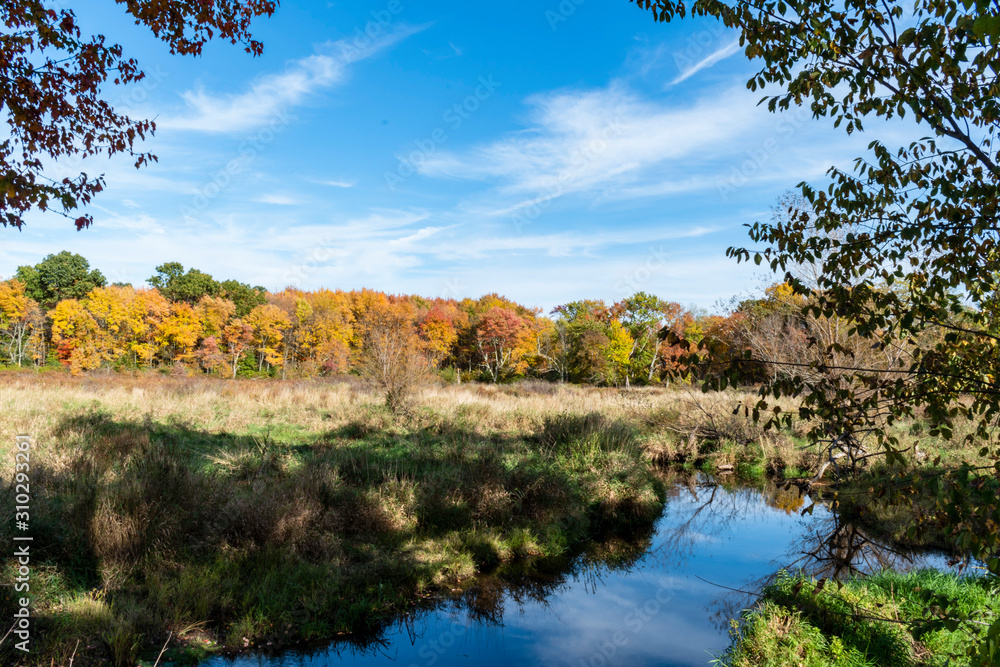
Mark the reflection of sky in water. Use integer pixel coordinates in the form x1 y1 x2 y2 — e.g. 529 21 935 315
206 476 956 667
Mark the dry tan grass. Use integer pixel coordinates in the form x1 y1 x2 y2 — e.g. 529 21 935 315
0 373 810 482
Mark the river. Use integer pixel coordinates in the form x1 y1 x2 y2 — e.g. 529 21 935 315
204 473 956 667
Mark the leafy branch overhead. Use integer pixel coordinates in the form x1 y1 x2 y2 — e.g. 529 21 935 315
633 0 1000 659
0 0 277 230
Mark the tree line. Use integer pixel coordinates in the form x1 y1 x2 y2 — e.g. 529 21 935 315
0 250 832 385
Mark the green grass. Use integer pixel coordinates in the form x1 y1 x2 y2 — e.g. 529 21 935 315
718 570 1000 667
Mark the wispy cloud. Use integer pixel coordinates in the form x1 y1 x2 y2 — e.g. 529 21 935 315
253 194 298 205
319 179 356 188
671 39 742 85
418 81 769 216
160 24 426 133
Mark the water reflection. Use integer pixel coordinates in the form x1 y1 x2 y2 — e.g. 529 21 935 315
207 474 957 667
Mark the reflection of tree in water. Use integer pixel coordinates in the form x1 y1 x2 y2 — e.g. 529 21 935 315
253 519 658 664
654 472 948 577
450 520 657 626
649 472 801 569
694 476 962 635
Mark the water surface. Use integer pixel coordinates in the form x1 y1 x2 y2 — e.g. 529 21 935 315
207 475 953 667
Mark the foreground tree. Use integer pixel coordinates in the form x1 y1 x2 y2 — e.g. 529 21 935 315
633 0 1000 660
1 0 277 230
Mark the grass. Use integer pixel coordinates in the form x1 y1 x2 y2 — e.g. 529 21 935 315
0 374 672 666
718 569 1000 667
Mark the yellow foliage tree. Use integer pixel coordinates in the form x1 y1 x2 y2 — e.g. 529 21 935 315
602 320 635 387
131 289 171 366
0 279 41 366
50 299 104 374
196 295 236 337
290 289 354 376
245 303 291 372
155 302 203 363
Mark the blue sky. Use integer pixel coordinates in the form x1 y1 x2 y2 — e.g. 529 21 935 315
1 0 900 312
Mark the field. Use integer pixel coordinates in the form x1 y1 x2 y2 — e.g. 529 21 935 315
0 372 991 666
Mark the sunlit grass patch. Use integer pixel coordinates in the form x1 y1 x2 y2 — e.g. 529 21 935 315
719 570 1000 667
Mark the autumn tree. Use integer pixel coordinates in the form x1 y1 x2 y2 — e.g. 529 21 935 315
245 303 291 373
221 320 254 379
0 279 42 366
476 307 531 382
131 288 171 366
601 319 635 387
1 0 277 230
155 302 203 363
84 285 140 367
49 299 103 374
357 300 431 412
419 303 461 365
292 289 354 376
552 300 614 384
534 316 571 383
195 295 237 338
611 292 687 384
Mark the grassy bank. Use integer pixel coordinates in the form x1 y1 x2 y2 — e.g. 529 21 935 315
0 376 674 665
719 569 1000 666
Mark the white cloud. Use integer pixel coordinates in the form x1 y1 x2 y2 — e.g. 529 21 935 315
671 39 742 85
253 194 298 205
160 24 425 133
319 179 356 188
